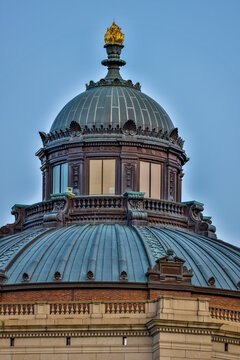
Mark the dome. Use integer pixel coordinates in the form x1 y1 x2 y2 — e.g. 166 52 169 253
50 85 174 134
1 23 240 359
50 34 175 135
1 224 239 290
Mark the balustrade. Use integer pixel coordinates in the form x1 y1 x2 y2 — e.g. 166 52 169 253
49 302 89 315
73 196 123 210
0 303 34 315
144 199 185 216
210 307 240 322
22 195 187 228
0 302 238 321
26 200 54 217
105 302 145 314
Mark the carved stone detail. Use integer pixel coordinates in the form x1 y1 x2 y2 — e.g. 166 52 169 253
72 165 79 191
147 249 193 285
42 196 70 228
70 121 81 136
123 191 148 226
169 171 176 201
53 200 65 212
42 170 46 200
39 124 185 149
0 205 27 239
125 163 133 189
183 201 217 239
123 120 137 135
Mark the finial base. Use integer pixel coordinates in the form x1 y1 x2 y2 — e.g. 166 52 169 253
102 43 126 80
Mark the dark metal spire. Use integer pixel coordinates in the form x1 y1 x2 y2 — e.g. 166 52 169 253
101 43 126 80
101 22 126 80
85 23 141 91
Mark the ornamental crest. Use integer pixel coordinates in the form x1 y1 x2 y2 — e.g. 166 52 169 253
104 22 124 44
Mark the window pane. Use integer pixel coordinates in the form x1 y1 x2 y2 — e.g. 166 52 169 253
61 163 68 193
53 165 60 194
151 163 161 199
89 160 102 195
103 159 115 195
140 161 149 197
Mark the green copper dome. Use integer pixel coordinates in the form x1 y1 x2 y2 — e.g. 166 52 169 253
50 85 174 133
50 41 174 134
0 225 239 289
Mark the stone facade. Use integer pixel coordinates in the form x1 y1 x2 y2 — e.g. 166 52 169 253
0 296 239 359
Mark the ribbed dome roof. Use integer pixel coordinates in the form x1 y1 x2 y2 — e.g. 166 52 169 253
0 225 239 290
50 86 174 133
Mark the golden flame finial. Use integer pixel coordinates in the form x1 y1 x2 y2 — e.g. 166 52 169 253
104 22 124 44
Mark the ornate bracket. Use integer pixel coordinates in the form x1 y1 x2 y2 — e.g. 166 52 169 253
183 201 217 239
0 205 27 239
123 191 148 226
43 195 70 228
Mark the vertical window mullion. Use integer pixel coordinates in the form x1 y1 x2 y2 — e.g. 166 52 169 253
61 163 68 193
59 165 62 193
101 160 103 195
149 163 151 198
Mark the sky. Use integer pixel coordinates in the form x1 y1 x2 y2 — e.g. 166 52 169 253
0 0 240 246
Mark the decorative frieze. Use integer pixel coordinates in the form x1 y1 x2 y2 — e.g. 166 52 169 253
212 335 240 345
38 123 185 149
151 326 213 335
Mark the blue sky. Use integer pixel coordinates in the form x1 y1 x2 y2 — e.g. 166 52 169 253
1 0 240 246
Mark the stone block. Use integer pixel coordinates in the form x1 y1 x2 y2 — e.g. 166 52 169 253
230 344 240 355
39 355 69 360
160 348 186 358
125 353 152 360
185 350 211 359
96 354 125 360
71 337 97 345
96 336 122 345
0 338 9 347
69 356 96 360
0 355 12 360
127 336 152 346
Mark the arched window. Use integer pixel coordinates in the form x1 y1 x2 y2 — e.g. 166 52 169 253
52 163 68 194
89 159 115 195
140 161 161 199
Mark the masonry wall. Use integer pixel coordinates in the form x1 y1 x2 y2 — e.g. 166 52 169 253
0 296 239 360
1 288 240 309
